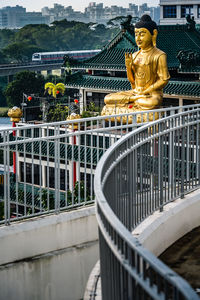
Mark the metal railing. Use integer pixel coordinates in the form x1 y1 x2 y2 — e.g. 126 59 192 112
0 103 200 226
95 107 200 299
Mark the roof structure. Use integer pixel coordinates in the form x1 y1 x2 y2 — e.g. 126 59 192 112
65 73 200 98
68 24 200 71
178 66 200 74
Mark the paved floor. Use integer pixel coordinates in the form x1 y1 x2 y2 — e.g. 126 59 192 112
159 226 200 295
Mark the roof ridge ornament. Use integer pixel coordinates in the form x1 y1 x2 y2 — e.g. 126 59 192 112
186 15 196 31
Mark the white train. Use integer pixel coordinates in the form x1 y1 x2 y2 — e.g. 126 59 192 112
32 49 101 63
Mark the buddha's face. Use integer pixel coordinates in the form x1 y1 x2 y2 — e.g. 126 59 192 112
135 28 153 50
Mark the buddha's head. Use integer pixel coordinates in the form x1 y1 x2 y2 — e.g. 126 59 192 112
135 15 158 49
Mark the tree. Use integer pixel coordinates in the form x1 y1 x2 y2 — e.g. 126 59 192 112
44 82 65 98
0 50 7 64
0 29 15 49
2 42 46 62
3 42 27 62
4 71 45 107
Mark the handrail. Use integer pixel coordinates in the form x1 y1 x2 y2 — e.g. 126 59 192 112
2 102 200 133
0 103 199 228
95 108 200 299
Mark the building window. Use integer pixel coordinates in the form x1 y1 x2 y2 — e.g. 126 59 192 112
20 162 41 185
181 5 194 18
198 5 200 18
163 5 177 18
86 92 106 108
46 167 69 190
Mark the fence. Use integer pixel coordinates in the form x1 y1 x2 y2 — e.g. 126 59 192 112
0 103 200 226
95 107 200 299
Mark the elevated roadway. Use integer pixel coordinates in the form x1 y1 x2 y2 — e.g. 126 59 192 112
0 62 63 77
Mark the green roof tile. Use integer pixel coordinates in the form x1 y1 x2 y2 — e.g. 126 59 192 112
65 74 200 97
68 25 200 71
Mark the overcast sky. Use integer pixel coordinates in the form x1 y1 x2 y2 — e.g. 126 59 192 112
0 0 159 12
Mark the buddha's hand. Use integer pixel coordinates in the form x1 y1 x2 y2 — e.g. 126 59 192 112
125 53 133 69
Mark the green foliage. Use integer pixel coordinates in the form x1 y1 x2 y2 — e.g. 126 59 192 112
81 102 100 119
0 20 119 63
0 76 8 106
4 71 45 107
2 42 47 63
47 103 69 122
0 51 7 64
0 89 7 107
73 181 90 202
39 181 90 210
87 101 101 113
46 74 65 84
18 189 25 204
0 29 15 49
0 107 9 116
41 190 55 210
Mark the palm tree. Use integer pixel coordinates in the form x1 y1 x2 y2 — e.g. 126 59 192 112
44 82 65 98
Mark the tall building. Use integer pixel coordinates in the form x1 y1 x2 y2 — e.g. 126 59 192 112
160 0 200 25
0 6 26 28
0 5 48 28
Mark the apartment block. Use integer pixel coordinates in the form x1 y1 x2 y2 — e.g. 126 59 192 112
160 0 200 24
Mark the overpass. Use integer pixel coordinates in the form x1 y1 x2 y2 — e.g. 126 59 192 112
0 61 63 77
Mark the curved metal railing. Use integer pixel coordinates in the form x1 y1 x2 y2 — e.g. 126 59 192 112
95 108 200 299
1 103 199 225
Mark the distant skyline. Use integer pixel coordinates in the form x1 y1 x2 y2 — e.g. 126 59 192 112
0 0 159 12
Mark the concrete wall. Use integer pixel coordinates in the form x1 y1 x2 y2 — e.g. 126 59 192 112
133 189 200 257
0 205 99 300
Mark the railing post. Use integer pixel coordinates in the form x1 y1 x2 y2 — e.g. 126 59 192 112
169 119 174 200
54 126 60 213
197 111 200 184
158 122 164 212
181 115 185 199
3 131 10 225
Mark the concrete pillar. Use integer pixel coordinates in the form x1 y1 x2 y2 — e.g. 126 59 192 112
179 98 183 113
194 5 198 19
177 5 181 20
160 5 163 20
83 90 87 108
79 88 84 114
179 98 183 107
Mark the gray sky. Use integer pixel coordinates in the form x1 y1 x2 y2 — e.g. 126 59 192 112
0 0 159 12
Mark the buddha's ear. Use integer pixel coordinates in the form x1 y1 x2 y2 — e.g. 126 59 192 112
152 29 158 47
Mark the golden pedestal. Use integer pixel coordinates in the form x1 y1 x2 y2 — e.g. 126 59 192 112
101 105 160 124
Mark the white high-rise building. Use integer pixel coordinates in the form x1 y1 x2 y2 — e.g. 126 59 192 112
160 0 200 25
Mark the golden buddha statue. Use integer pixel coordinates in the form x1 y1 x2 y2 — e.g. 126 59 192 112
101 15 170 122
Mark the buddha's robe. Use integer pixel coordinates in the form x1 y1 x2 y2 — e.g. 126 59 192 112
103 47 170 111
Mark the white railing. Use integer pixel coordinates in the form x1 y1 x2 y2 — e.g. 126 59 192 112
95 107 200 300
0 104 200 225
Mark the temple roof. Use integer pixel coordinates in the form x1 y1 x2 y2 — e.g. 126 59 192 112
65 73 200 98
68 25 200 71
178 66 200 74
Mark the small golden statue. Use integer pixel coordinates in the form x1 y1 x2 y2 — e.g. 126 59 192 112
67 113 81 130
8 106 22 123
101 15 170 123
